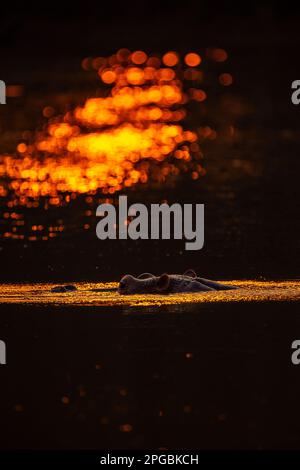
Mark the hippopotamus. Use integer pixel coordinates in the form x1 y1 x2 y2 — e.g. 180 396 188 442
118 270 237 295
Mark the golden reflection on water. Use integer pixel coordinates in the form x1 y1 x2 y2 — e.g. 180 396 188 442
0 49 213 204
0 281 299 307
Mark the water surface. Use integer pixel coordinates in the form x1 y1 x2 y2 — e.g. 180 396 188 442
0 280 299 307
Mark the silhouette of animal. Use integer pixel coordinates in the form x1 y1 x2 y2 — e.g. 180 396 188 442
118 270 237 295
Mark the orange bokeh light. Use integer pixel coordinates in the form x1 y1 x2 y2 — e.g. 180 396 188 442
81 57 92 71
184 53 201 67
219 73 233 86
17 143 27 154
146 56 161 68
207 48 228 62
126 67 145 85
43 106 55 118
191 89 207 102
100 69 117 84
184 69 203 81
162 51 179 67
157 68 175 81
116 48 131 62
6 85 24 98
0 47 229 206
131 50 147 65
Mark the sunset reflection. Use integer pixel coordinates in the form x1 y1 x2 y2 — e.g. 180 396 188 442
0 48 231 205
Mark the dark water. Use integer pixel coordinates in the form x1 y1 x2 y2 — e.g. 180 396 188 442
0 300 300 450
0 25 299 283
0 126 298 283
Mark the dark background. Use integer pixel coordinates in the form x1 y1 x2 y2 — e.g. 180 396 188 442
0 1 300 454
0 0 299 281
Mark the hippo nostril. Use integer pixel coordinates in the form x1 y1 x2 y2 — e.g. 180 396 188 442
119 281 127 292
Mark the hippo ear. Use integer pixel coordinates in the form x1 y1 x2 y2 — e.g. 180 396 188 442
184 269 197 278
138 273 155 279
157 273 170 291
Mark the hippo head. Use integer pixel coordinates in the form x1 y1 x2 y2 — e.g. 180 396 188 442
118 273 170 295
183 269 197 278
